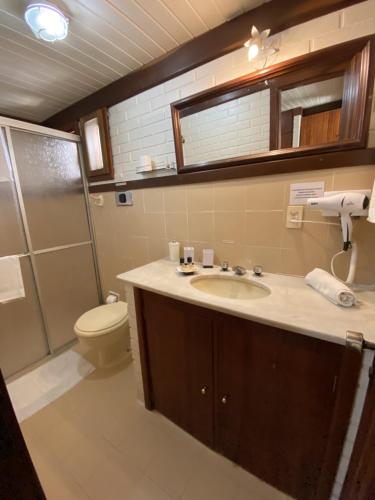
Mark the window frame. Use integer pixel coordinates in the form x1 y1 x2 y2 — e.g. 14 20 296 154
79 108 114 181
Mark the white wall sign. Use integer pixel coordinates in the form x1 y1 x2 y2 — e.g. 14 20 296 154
289 181 325 205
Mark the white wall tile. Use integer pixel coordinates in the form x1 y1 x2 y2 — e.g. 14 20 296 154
137 84 164 103
312 18 375 51
151 89 180 110
126 101 151 119
280 12 340 45
180 75 215 99
342 0 375 26
164 71 195 92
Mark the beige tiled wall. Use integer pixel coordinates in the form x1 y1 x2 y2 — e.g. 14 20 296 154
91 1 375 298
91 165 375 298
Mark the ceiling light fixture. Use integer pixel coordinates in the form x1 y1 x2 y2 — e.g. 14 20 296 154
25 2 69 42
244 26 279 63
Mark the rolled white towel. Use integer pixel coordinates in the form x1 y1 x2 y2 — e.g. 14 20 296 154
305 268 356 307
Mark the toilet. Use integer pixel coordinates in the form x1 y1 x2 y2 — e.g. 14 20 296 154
74 301 130 367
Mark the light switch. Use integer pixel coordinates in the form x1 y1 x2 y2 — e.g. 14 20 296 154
286 205 303 228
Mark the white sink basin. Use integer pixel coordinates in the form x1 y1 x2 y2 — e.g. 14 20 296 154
190 274 270 300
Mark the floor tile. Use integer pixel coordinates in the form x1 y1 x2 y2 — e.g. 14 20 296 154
234 469 292 500
181 456 237 500
20 351 293 500
128 476 174 500
142 417 206 499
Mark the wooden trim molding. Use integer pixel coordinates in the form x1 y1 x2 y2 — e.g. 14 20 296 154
88 147 375 193
302 100 343 116
133 287 154 410
43 0 364 131
269 86 281 150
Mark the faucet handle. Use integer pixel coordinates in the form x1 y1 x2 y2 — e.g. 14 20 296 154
253 265 263 277
233 265 246 276
220 261 229 272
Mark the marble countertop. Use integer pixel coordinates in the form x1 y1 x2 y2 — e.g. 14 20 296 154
118 259 375 346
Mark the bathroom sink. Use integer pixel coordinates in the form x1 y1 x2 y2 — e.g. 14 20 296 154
190 275 270 300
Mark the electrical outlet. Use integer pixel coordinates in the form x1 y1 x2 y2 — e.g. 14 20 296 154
286 205 303 228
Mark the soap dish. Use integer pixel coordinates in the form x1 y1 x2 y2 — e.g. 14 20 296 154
176 264 198 275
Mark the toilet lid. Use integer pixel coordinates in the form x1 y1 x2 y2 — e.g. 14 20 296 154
75 302 128 333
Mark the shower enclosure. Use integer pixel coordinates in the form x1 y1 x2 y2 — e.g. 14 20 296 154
0 117 101 379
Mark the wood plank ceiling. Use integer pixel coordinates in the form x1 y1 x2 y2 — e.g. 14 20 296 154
0 0 267 123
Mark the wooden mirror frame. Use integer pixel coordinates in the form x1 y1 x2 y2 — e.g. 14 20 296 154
171 36 375 174
79 108 114 181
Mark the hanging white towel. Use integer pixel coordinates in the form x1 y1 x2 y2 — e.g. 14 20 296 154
305 268 356 307
0 255 25 304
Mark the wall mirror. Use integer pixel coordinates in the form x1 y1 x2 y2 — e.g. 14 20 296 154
180 87 271 165
171 36 374 174
279 76 344 149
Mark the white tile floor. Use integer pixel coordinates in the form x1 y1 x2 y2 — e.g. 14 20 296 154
7 349 94 422
20 348 292 500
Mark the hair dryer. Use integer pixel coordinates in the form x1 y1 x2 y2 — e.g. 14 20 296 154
307 192 369 250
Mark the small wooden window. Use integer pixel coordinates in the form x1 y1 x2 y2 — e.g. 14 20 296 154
80 108 114 181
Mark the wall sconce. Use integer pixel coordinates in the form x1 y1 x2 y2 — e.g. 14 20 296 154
244 26 279 64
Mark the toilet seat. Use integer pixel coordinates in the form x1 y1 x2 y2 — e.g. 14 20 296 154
74 302 128 338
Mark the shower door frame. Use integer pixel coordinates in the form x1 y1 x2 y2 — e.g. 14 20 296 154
0 116 103 362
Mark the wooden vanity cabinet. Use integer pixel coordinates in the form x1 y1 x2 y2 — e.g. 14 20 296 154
137 289 362 500
215 313 348 499
141 290 214 447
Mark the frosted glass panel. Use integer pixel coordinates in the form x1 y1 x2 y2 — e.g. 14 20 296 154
10 130 90 250
0 257 48 378
35 245 99 350
0 128 26 257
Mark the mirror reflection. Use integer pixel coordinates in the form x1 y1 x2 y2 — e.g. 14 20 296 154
179 76 345 167
280 76 344 148
180 89 270 165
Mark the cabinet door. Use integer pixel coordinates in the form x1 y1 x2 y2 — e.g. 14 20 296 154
215 314 351 500
141 290 214 447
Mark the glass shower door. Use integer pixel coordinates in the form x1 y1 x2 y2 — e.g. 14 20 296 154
0 128 48 378
9 130 100 351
